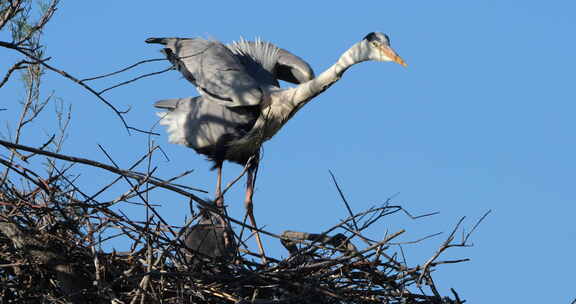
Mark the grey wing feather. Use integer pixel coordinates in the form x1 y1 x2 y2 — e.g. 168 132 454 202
226 39 315 85
147 37 263 107
155 96 257 157
276 47 315 84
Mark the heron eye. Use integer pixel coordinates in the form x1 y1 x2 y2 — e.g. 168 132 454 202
371 41 379 48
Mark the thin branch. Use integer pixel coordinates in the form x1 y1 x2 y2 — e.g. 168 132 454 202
220 155 255 197
389 231 443 245
417 210 491 285
451 288 464 304
329 170 360 233
0 59 27 88
80 58 166 82
98 66 173 95
463 209 491 244
8 47 133 133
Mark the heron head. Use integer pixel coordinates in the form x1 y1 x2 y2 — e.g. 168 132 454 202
362 32 406 66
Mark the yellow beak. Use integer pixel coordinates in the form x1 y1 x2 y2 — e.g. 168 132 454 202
380 45 407 67
394 54 407 67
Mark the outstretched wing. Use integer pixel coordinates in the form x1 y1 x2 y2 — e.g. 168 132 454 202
226 39 315 86
275 47 315 84
146 37 263 107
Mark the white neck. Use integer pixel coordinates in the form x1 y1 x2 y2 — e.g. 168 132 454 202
248 41 371 144
283 41 368 110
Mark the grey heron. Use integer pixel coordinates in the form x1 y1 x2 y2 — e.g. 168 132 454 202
147 32 406 261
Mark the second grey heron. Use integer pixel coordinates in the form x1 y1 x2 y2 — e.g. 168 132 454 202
147 32 406 261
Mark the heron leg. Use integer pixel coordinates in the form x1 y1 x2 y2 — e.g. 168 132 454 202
213 161 234 251
214 162 224 208
245 164 267 263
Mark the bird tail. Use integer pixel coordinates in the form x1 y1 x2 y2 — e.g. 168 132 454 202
145 37 169 45
154 98 181 110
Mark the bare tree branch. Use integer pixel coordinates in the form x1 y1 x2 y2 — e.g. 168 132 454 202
0 59 27 88
80 57 166 82
0 138 208 203
14 49 134 132
417 210 491 285
98 66 173 95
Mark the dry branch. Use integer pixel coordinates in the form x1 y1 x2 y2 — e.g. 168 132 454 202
0 0 165 135
0 140 485 303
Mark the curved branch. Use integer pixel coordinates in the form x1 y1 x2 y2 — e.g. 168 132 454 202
18 50 133 132
98 66 173 95
0 59 27 88
80 58 166 82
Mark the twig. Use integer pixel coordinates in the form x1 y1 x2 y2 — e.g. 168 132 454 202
451 288 464 304
80 58 166 82
0 59 27 88
7 47 133 133
417 210 491 285
329 170 360 233
98 66 173 95
220 155 255 197
389 231 443 245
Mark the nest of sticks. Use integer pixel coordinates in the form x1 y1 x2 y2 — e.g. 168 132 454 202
0 140 486 304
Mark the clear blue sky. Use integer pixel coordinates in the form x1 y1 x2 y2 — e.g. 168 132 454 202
1 1 575 302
